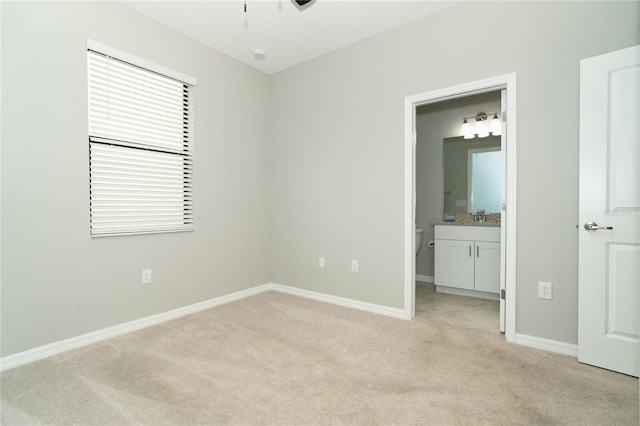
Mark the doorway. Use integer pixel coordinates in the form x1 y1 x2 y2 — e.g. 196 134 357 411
403 74 517 343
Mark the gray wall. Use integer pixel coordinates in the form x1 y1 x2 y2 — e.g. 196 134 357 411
1 1 638 358
415 93 500 279
269 1 639 344
1 1 271 357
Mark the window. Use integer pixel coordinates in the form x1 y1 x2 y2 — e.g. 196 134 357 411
87 41 195 236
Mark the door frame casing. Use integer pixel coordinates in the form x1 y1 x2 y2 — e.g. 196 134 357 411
403 73 517 343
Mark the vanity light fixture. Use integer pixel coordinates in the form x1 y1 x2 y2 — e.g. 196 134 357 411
475 115 490 138
461 119 474 139
491 113 502 136
460 112 501 139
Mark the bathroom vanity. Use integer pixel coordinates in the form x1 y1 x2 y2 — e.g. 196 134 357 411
434 224 500 299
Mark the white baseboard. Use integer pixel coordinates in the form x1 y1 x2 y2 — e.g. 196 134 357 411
0 284 271 372
2 282 577 372
0 283 405 371
515 333 578 357
415 274 434 283
268 283 406 320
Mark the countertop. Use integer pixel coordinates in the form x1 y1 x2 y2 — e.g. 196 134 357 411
432 220 500 227
431 213 501 227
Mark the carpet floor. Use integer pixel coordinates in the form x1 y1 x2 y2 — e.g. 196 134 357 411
1 291 638 425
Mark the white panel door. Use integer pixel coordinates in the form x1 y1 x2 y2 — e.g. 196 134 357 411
578 45 639 377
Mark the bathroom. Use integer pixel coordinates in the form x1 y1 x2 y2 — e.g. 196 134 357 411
414 90 503 330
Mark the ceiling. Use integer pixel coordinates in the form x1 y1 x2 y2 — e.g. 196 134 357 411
120 0 461 74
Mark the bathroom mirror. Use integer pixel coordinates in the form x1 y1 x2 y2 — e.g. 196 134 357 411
443 135 502 213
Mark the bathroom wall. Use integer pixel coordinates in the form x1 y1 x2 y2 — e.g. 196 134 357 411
415 93 500 280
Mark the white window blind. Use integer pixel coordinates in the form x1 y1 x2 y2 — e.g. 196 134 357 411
88 47 194 236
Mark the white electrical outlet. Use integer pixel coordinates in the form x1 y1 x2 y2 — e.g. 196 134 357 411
351 260 359 273
142 269 152 284
538 281 552 300
319 257 325 268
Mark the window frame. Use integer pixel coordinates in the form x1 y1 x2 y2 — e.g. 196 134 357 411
87 40 196 237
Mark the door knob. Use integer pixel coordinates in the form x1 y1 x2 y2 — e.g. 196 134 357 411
584 221 613 231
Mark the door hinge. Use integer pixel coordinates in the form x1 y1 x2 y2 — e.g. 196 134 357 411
502 111 507 121
501 200 507 211
501 289 506 300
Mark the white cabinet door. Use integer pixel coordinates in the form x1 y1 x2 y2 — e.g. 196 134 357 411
434 239 474 290
475 242 501 293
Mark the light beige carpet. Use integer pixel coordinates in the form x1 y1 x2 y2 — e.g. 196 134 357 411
1 291 638 425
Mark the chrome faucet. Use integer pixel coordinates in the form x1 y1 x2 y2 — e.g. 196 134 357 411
474 209 486 223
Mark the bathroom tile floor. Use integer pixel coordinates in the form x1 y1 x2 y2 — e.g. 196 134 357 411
415 281 501 335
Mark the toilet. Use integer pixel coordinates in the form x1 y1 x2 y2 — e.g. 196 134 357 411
415 228 424 254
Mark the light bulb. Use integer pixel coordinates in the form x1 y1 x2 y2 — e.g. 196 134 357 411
491 113 502 136
476 117 489 138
